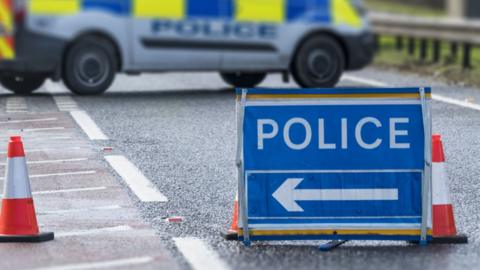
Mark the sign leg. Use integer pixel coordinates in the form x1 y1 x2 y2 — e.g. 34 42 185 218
319 240 348 251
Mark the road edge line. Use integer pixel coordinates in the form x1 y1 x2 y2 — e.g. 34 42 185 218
342 74 480 111
105 155 168 202
174 237 231 270
70 111 109 140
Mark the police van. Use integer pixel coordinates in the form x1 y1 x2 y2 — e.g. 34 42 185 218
0 0 374 95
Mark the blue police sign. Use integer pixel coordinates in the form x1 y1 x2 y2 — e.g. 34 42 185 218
236 88 432 243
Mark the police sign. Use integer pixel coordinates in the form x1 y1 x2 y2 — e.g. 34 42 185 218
236 88 433 245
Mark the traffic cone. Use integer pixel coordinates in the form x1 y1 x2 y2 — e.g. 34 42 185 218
0 136 54 242
222 193 239 241
430 134 467 244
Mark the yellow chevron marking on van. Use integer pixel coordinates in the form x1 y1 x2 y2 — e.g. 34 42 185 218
332 0 362 28
0 37 14 59
134 0 185 19
29 0 80 15
236 0 285 23
0 0 13 33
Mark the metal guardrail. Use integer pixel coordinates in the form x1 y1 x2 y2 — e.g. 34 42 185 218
369 12 480 68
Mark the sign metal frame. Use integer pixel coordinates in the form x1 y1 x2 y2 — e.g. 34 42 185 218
236 87 432 246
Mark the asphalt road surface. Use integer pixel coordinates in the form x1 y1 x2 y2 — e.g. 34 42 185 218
0 68 479 270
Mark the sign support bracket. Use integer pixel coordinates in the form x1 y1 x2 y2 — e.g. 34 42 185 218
419 87 432 245
237 89 250 246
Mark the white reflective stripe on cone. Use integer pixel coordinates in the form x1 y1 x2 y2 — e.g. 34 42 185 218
3 157 32 199
432 162 451 205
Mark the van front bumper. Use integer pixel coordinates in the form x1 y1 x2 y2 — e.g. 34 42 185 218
344 32 376 70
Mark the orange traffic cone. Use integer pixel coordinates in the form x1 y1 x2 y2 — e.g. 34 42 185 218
222 193 239 240
0 136 54 242
430 134 467 244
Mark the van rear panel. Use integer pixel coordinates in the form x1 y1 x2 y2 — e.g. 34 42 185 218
0 0 15 60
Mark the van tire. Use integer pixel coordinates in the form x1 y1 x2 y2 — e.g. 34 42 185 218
220 72 267 88
0 74 46 95
292 35 345 88
63 37 117 95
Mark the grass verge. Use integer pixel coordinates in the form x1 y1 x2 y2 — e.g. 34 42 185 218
375 36 480 88
364 0 446 17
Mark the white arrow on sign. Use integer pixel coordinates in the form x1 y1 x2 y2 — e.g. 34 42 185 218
272 178 399 212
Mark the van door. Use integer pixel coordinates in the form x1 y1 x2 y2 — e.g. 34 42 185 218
221 0 332 71
220 0 285 71
131 0 223 71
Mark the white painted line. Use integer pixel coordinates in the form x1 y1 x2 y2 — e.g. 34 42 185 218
0 187 108 198
33 186 107 195
24 136 73 141
0 158 88 166
28 158 88 165
56 225 132 237
70 111 108 140
105 155 168 202
31 256 153 270
431 94 480 111
39 205 122 215
343 74 480 112
14 134 73 139
52 95 80 112
6 97 28 113
29 170 96 179
342 75 388 87
9 127 65 132
0 170 96 180
174 237 230 270
0 146 82 155
0 117 57 124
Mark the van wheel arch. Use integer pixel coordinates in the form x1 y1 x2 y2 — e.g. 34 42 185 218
62 31 123 75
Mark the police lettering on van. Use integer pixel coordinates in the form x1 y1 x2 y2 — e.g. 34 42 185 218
0 0 374 95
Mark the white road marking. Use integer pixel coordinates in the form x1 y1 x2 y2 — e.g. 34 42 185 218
0 158 88 166
33 186 107 195
31 256 153 270
9 127 65 132
105 155 168 202
342 74 480 111
431 94 480 111
39 205 122 215
23 136 73 141
55 225 133 237
6 97 28 113
70 111 109 140
0 146 82 155
0 170 96 180
0 117 57 124
29 170 97 179
174 237 230 270
342 75 388 87
46 81 82 111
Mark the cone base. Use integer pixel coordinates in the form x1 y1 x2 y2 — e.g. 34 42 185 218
221 230 238 241
430 234 468 244
0 231 54 243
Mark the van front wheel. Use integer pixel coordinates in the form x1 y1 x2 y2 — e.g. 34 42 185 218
292 35 345 88
0 74 46 95
220 72 266 88
63 37 117 95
